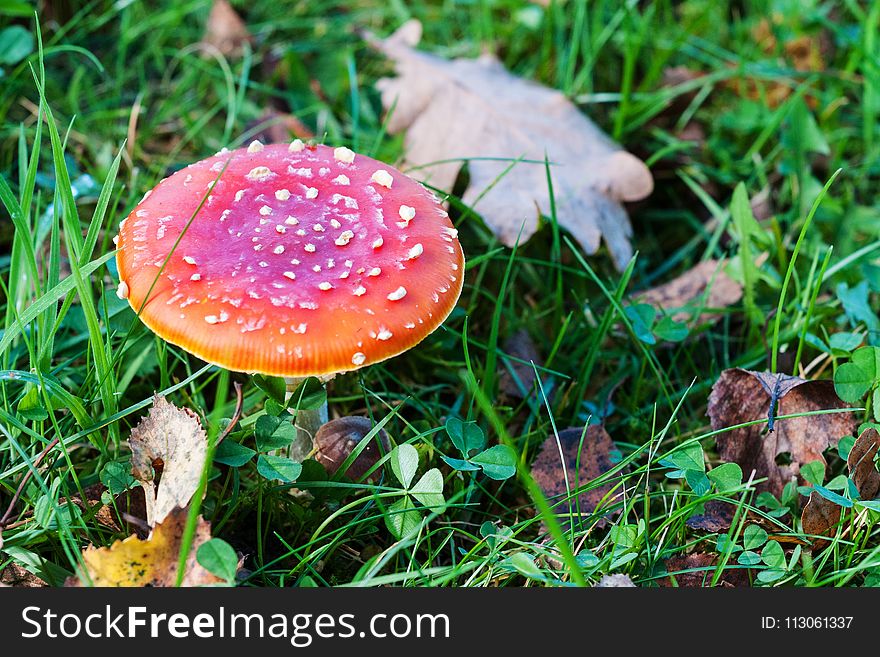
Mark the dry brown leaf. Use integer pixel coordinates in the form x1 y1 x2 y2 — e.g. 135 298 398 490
0 563 47 588
707 369 857 497
800 491 841 548
498 329 542 399
686 500 737 532
67 508 222 587
634 259 743 326
202 0 251 57
531 426 617 527
660 553 749 588
130 395 208 527
848 428 880 501
370 20 653 270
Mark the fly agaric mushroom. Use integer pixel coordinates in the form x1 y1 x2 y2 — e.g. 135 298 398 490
115 140 464 458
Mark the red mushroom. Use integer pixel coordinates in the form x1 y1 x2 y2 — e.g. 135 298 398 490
116 140 464 457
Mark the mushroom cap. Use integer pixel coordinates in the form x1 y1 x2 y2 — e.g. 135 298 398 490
116 142 464 377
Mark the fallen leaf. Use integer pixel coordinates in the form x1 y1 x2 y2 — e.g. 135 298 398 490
633 259 742 327
202 0 251 58
686 500 737 532
67 508 223 587
370 20 653 270
848 428 880 501
0 563 47 588
313 416 390 480
707 369 857 497
660 553 749 588
800 491 841 547
531 426 618 527
594 573 635 587
498 329 542 399
129 395 208 527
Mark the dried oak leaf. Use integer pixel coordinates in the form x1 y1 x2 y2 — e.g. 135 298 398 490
801 491 841 547
370 20 653 270
660 553 749 588
66 508 221 587
202 0 252 58
130 395 208 527
848 428 880 501
707 369 857 497
633 259 743 327
531 426 618 527
498 329 543 399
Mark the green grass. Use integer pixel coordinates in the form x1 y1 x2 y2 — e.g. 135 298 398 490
3 0 880 587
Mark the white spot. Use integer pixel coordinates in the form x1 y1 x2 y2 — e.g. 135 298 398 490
304 243 316 253
330 219 341 229
339 271 350 279
404 321 415 329
289 138 305 152
183 256 197 265
442 226 459 240
299 301 318 310
220 209 231 221
259 205 273 216
204 311 229 324
259 261 269 267
113 235 119 245
371 169 393 189
372 236 384 249
190 273 201 281
333 146 355 164
387 286 407 301
285 216 299 226
367 267 381 277
247 140 264 153
296 229 307 236
398 205 416 225
312 223 325 232
306 187 318 199
276 224 287 234
312 265 322 272
290 259 301 266
326 258 335 268
283 271 296 280
376 328 392 340
353 285 366 296
406 243 424 260
246 167 274 181
335 230 355 246
289 166 313 178
318 282 333 291
235 190 246 202
332 174 350 185
275 188 291 201
116 281 129 299
273 245 285 255
352 352 366 366
293 323 307 334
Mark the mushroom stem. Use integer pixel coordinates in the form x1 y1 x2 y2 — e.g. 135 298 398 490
284 376 329 461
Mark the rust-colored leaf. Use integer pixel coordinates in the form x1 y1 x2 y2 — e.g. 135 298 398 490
707 369 857 497
0 563 47 588
531 426 618 527
67 508 222 587
801 491 841 546
633 259 742 327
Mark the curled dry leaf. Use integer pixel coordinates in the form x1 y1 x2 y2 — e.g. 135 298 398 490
370 20 653 270
1 563 47 588
686 500 737 533
594 573 635 588
801 428 880 546
67 508 222 587
660 553 748 588
313 416 390 481
202 0 251 58
130 395 208 527
707 369 857 497
633 259 742 327
848 428 880 501
498 329 542 399
531 426 617 527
